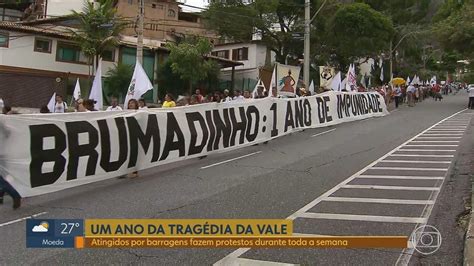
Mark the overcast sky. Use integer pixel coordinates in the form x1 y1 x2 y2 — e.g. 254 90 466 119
181 0 208 11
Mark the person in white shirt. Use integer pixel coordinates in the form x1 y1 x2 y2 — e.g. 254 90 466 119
105 97 123 111
232 90 245 101
138 98 148 109
54 95 68 113
468 86 474 109
222 89 232 103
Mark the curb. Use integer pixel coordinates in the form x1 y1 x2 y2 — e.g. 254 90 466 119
464 179 474 266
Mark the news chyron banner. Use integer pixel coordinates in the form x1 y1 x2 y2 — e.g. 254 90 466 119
26 219 408 249
0 91 388 197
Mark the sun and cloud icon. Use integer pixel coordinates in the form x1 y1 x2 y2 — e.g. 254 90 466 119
32 221 49 233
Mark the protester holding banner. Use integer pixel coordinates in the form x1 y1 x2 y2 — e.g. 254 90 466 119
138 98 148 110
106 97 123 111
84 99 96 111
53 95 68 113
162 94 176 108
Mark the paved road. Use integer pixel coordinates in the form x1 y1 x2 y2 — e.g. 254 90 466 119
1 92 473 265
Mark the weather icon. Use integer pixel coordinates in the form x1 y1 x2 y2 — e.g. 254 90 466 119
32 221 49 233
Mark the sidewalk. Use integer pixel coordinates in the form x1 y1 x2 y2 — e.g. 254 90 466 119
463 111 474 265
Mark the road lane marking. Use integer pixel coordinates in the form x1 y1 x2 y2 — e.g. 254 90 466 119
311 128 336 138
403 144 459 147
389 154 454 158
416 137 462 139
381 160 451 164
342 185 441 191
323 197 435 205
397 149 456 152
214 108 468 266
370 167 447 171
410 141 460 143
357 175 444 180
422 134 463 136
200 151 262 169
297 213 427 223
0 212 48 228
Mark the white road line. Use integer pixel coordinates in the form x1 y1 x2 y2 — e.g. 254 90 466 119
357 175 444 180
423 133 464 136
404 144 458 147
342 185 441 191
200 151 262 169
0 212 48 227
397 149 456 152
370 167 447 171
410 141 459 143
215 258 298 266
416 137 462 139
323 197 435 205
214 108 468 266
389 154 454 158
311 128 336 138
297 212 427 224
381 160 451 164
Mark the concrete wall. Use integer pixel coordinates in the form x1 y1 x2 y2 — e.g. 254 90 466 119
0 32 117 76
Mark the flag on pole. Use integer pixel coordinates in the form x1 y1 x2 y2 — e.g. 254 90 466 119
124 60 154 109
267 67 276 97
47 92 56 113
341 77 347 92
73 78 81 101
308 80 315 95
379 59 384 82
406 76 411 86
89 59 103 110
331 72 342 92
346 64 357 91
252 79 266 98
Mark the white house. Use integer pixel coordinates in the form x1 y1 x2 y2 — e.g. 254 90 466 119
211 41 275 91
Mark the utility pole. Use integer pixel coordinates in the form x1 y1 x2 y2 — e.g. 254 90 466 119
137 0 144 64
389 40 393 87
303 0 310 89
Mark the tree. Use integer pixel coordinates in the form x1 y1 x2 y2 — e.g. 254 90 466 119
104 63 133 99
203 0 329 64
70 0 127 74
326 3 394 71
166 38 220 94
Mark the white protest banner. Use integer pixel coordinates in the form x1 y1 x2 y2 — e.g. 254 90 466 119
0 92 388 197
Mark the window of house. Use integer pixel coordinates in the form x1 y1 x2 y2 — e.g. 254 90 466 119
168 9 176 17
102 49 115 62
211 50 229 59
232 47 248 61
34 38 52 53
56 42 88 64
151 3 156 8
0 32 9 48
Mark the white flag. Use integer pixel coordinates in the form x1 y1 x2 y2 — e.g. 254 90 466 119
379 60 384 82
407 76 411 85
331 72 341 92
89 59 103 110
268 67 276 97
346 64 357 91
73 78 81 101
341 77 347 92
252 79 266 98
47 92 56 113
124 60 154 109
309 80 315 95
